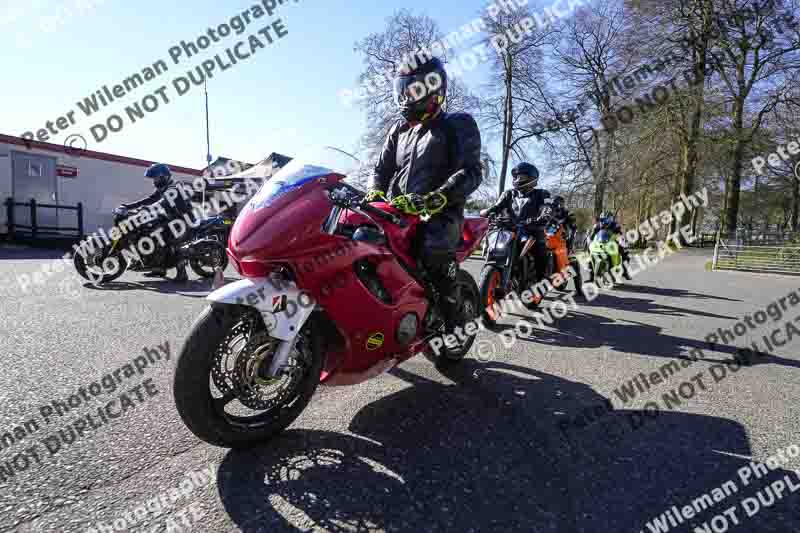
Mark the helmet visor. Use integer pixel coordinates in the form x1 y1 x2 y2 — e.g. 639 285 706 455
393 71 444 106
513 174 538 192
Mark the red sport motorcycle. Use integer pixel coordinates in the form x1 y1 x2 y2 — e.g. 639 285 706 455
173 148 488 448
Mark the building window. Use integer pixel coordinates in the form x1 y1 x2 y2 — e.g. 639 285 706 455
28 162 43 177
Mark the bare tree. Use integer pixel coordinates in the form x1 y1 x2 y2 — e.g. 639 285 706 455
480 6 554 195
538 0 636 216
711 0 800 236
352 10 480 163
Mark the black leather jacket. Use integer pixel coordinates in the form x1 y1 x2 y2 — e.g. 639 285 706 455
485 188 551 224
371 112 483 216
122 183 192 217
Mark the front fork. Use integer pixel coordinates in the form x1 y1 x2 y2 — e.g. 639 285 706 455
207 276 316 379
500 237 519 293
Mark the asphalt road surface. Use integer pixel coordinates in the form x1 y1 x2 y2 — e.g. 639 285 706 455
1 245 799 533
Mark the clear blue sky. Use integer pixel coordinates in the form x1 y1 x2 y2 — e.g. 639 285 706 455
3 0 551 177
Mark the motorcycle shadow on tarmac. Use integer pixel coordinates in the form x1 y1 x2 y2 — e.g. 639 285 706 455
78 277 237 297
613 283 743 302
505 296 800 370
575 289 737 320
214 360 799 532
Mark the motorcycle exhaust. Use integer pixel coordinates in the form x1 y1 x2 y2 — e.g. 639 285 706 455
178 239 224 259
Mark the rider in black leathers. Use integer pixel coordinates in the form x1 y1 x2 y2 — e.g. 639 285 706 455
480 162 551 281
120 164 193 282
367 57 483 332
551 195 579 253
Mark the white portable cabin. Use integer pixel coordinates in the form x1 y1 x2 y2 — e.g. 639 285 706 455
0 133 203 239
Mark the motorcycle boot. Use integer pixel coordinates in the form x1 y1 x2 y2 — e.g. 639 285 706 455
173 259 189 283
425 255 463 334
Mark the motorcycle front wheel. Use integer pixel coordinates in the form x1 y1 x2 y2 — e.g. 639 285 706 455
593 257 611 286
173 304 324 448
479 265 504 328
72 238 128 284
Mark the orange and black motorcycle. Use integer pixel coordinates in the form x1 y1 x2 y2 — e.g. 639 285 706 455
479 199 581 327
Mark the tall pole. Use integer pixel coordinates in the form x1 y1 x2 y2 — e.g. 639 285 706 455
204 79 212 209
204 79 212 166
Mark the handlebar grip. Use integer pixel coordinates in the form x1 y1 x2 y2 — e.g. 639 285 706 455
360 202 408 227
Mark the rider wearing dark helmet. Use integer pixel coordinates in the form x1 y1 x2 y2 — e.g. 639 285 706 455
365 56 483 334
119 163 193 281
480 162 551 281
551 195 579 252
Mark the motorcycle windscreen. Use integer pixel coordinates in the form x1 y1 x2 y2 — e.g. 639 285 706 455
249 163 333 211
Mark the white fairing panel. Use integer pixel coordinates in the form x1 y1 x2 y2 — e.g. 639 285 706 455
206 277 314 341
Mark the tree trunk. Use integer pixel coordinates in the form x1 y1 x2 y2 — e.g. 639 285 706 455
724 99 746 238
498 55 514 196
691 206 702 236
676 1 712 244
670 158 682 235
594 131 614 217
793 178 799 232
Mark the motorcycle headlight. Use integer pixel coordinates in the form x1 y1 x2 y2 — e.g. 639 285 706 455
488 230 514 250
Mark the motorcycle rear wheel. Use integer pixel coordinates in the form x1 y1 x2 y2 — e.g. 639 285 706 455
190 252 229 278
173 304 324 448
433 269 480 366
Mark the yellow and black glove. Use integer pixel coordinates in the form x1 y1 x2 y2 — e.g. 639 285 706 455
363 189 386 203
391 192 448 220
423 191 448 218
391 193 426 215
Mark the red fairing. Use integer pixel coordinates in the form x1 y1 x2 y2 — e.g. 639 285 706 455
229 174 344 267
457 217 489 262
227 171 482 385
339 202 422 268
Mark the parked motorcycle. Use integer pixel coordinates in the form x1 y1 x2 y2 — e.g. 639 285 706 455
190 214 234 278
73 208 228 284
479 199 580 327
172 148 488 448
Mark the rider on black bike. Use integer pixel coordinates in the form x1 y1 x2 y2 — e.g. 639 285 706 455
119 164 193 282
480 162 550 281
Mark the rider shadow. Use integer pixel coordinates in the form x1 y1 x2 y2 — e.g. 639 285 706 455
214 360 800 532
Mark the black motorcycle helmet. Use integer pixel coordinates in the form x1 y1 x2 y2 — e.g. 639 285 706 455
511 162 539 194
393 56 448 124
145 163 173 190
